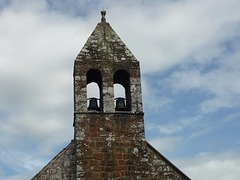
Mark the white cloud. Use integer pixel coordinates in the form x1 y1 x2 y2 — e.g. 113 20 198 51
149 136 182 155
151 123 184 135
222 112 240 123
0 0 240 179
108 0 240 73
0 171 36 180
146 115 202 135
0 150 44 171
0 1 106 177
142 78 173 113
175 151 240 180
0 1 85 174
161 50 240 114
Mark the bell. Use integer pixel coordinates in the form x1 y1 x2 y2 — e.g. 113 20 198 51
115 97 127 111
88 98 99 110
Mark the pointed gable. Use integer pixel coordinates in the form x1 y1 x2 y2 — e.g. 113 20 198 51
33 11 191 180
76 12 137 62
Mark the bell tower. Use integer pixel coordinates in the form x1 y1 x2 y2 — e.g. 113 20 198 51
74 11 143 114
32 11 190 180
73 11 147 179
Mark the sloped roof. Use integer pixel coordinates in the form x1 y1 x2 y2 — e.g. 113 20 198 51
76 12 137 62
147 142 191 180
32 141 75 180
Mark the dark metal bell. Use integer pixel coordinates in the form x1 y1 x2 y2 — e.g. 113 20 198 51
115 97 127 111
88 98 99 110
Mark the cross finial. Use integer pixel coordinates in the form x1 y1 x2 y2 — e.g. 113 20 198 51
101 10 106 22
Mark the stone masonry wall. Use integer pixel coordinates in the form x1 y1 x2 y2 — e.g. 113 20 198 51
74 112 149 179
32 139 190 180
74 61 143 114
32 141 76 180
147 143 189 180
74 20 143 114
73 112 190 180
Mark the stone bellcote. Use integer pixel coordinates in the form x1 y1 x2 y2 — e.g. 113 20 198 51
32 11 191 180
74 11 143 114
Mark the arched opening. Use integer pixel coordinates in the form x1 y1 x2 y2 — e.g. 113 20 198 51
86 69 102 111
87 82 100 108
114 70 131 111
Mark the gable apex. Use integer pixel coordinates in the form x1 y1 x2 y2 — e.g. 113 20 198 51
76 12 138 62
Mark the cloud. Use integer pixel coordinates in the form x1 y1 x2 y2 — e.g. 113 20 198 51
0 150 44 171
0 0 240 179
149 136 182 155
0 149 45 180
107 0 240 73
147 123 184 135
146 114 202 135
0 1 86 175
0 171 36 180
175 151 240 180
160 50 240 114
142 78 173 113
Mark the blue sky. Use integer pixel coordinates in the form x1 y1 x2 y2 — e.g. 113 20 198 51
0 0 240 179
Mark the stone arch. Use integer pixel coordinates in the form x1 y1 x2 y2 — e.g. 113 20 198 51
86 69 103 110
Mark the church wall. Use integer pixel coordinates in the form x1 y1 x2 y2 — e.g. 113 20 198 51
74 113 150 179
146 143 190 180
74 61 143 113
32 12 190 180
32 142 76 180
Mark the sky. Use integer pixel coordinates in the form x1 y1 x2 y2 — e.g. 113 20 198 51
0 0 240 179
